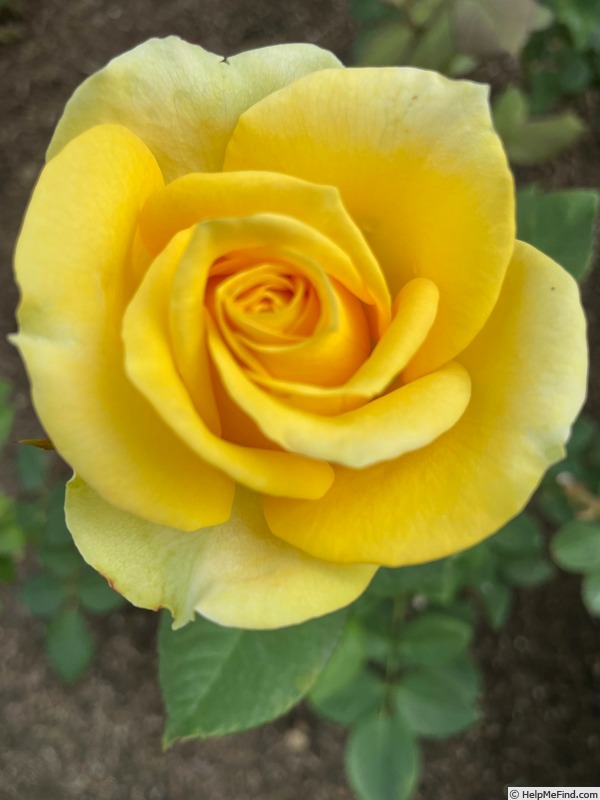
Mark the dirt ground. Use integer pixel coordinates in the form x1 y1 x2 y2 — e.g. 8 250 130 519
1 2 600 799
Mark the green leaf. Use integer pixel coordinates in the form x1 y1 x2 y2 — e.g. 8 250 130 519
436 598 477 625
0 493 13 520
38 543 84 578
582 570 600 615
447 542 495 588
505 111 586 166
488 512 543 557
0 378 14 449
478 580 512 629
46 607 94 682
44 483 73 546
20 572 69 617
529 72 561 116
567 414 599 457
536 484 574 525
528 70 563 115
309 619 365 704
346 712 420 800
551 521 600 573
0 555 16 582
395 656 481 738
309 668 386 726
355 21 414 66
396 612 472 666
78 566 126 613
159 610 346 743
350 0 396 25
492 86 529 140
548 0 600 50
517 186 599 281
409 7 458 71
446 52 478 76
369 560 447 597
556 48 593 93
16 445 48 492
407 0 445 27
500 556 555 587
14 499 45 536
0 523 26 556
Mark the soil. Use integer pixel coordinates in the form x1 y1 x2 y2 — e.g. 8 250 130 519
1 2 600 799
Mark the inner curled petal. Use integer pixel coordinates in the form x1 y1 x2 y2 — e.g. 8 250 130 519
171 215 374 394
139 170 392 336
248 277 440 415
217 265 319 342
208 252 371 387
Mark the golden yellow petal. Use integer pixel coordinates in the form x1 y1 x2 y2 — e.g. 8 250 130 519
264 242 587 564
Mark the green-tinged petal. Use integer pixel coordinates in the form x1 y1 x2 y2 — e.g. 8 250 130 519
66 477 376 630
264 242 587 564
47 38 342 181
225 66 514 375
14 124 235 530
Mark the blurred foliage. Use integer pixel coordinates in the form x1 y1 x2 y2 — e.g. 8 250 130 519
350 0 591 165
524 0 600 115
0 0 23 45
541 413 600 619
516 186 599 281
351 0 551 71
0 383 125 682
309 509 553 799
492 86 585 165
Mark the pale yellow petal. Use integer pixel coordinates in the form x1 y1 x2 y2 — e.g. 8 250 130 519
66 477 377 630
14 124 234 530
225 67 514 374
264 242 587 564
47 38 342 181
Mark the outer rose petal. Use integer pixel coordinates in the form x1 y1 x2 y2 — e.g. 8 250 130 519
225 66 515 375
14 125 235 530
65 477 377 630
264 242 587 564
46 37 342 181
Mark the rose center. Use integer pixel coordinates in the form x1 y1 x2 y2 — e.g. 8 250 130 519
208 259 322 349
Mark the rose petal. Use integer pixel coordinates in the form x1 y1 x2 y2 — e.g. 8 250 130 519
140 169 390 332
14 124 235 530
252 277 439 415
264 242 587 564
66 477 376 630
209 316 472 468
225 66 514 375
169 213 374 394
47 38 342 181
122 225 335 504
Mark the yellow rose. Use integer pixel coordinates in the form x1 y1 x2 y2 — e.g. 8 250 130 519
13 37 587 630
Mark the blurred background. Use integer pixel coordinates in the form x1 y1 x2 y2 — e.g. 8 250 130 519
1 1 600 798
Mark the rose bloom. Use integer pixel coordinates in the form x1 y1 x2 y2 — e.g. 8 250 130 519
14 38 586 629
